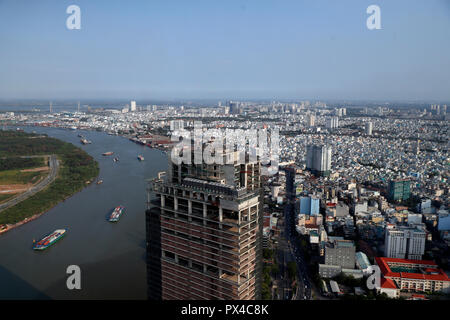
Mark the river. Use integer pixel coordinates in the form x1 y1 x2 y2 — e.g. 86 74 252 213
0 127 168 299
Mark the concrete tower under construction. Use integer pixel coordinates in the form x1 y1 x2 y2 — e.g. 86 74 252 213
146 140 264 300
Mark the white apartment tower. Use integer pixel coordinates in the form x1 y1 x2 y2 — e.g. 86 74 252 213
365 122 373 135
307 114 315 127
326 117 339 130
385 226 426 260
130 100 137 112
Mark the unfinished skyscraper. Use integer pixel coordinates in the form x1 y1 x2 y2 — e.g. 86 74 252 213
146 136 264 300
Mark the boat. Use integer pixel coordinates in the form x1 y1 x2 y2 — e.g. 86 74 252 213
33 229 66 250
109 206 124 222
102 151 114 156
137 155 144 161
97 179 103 185
80 138 91 145
113 157 119 162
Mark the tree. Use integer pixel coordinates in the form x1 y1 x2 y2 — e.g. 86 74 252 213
287 261 297 280
263 248 273 260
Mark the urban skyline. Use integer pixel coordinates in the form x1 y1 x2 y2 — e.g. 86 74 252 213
0 0 449 306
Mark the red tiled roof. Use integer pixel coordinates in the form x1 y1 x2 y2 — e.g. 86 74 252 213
381 277 398 289
376 257 450 282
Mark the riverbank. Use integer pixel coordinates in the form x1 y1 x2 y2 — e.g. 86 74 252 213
0 127 167 299
0 130 99 230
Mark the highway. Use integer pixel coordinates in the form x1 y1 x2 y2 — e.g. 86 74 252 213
0 155 59 212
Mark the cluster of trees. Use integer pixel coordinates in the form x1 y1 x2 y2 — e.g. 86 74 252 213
340 292 392 300
261 265 273 300
0 131 99 225
287 261 297 280
261 249 279 300
0 157 43 171
0 131 64 157
332 273 366 288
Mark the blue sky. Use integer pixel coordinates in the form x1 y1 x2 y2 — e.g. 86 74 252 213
0 0 449 101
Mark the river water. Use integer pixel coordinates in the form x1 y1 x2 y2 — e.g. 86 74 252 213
0 127 168 299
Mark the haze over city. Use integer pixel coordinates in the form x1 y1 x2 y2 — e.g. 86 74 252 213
0 0 450 310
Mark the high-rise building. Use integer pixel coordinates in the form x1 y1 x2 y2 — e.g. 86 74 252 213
384 226 426 260
306 114 315 127
326 117 339 130
388 179 411 202
130 100 137 112
365 122 373 135
229 101 240 114
336 108 346 117
299 196 320 216
306 144 332 177
146 141 263 300
170 120 184 131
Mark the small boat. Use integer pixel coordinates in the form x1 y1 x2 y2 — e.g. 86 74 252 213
113 157 119 162
33 229 66 250
109 206 124 222
81 138 91 145
97 179 103 185
137 155 144 161
102 151 114 156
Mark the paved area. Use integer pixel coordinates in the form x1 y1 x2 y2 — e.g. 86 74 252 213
0 155 59 212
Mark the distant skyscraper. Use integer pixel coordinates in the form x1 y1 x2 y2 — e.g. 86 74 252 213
326 117 339 130
306 114 315 127
415 139 420 155
170 120 184 131
306 144 332 177
229 101 240 114
336 108 346 117
365 122 373 135
130 100 137 112
385 226 426 260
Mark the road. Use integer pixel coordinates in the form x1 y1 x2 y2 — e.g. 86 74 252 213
0 155 59 212
283 202 313 300
282 169 313 300
274 218 295 300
